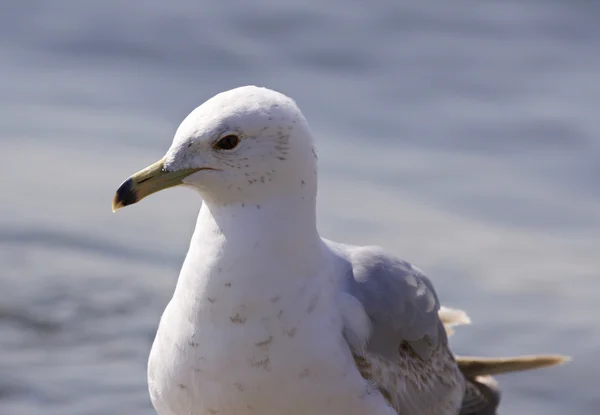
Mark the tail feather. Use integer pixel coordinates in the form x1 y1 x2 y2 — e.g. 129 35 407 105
457 356 569 414
460 376 501 415
456 355 570 378
439 306 471 336
440 306 570 413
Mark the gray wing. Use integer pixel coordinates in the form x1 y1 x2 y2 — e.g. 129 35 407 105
327 241 465 414
335 242 446 361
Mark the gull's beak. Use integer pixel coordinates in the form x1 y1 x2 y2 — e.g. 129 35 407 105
112 158 204 212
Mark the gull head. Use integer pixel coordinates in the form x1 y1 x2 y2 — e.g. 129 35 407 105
112 86 318 211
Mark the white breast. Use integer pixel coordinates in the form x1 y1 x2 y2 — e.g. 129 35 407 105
147 263 394 415
145 199 397 415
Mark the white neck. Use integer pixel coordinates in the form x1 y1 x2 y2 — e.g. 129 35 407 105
171 185 324 315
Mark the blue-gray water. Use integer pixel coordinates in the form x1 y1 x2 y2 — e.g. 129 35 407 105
1 1 598 414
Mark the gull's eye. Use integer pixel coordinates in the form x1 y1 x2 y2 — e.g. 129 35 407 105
214 134 240 150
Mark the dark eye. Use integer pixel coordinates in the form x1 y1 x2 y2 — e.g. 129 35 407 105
214 134 240 150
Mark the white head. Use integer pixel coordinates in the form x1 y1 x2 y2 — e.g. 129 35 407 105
112 86 319 210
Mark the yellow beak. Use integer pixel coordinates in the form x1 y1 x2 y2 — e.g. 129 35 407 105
112 158 204 212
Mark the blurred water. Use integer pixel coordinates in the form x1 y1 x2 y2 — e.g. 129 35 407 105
1 0 598 414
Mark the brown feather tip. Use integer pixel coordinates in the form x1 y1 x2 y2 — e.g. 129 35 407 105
456 354 571 378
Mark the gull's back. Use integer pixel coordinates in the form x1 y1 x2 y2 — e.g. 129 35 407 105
326 239 568 415
326 239 466 415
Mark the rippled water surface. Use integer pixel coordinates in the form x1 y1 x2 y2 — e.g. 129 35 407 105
1 1 599 414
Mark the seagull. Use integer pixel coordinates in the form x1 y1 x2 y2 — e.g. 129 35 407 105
112 86 568 415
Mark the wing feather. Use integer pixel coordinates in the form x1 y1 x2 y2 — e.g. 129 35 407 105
328 242 465 414
328 242 569 414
